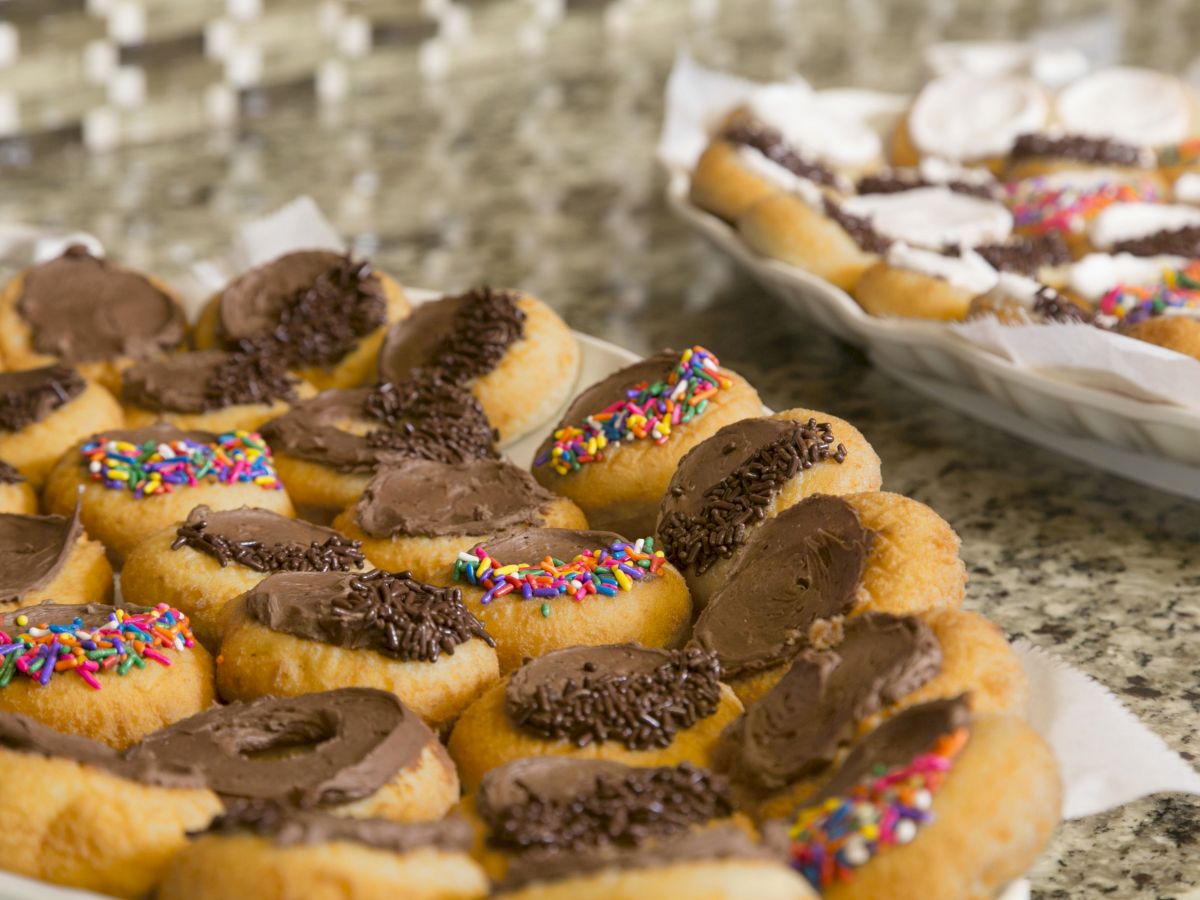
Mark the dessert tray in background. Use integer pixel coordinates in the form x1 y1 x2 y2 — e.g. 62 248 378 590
660 53 1200 501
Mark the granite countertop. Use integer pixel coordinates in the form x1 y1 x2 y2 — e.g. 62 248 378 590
1 0 1197 895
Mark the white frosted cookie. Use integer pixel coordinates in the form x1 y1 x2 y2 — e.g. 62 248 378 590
840 186 1012 249
747 84 883 171
1067 252 1187 302
907 74 1049 161
1056 67 1194 148
1088 202 1200 250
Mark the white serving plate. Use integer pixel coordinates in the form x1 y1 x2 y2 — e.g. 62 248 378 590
667 170 1200 500
0 326 1033 900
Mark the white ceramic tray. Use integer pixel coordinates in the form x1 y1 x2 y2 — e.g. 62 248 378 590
667 170 1200 501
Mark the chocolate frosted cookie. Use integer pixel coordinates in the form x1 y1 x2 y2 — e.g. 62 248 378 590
160 798 487 900
121 504 365 648
332 457 587 584
0 505 112 609
0 245 186 393
194 249 411 390
134 687 460 821
218 569 500 730
447 643 743 791
657 409 881 607
378 287 579 445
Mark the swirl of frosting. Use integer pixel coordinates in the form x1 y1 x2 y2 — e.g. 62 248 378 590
1055 67 1192 149
908 74 1049 161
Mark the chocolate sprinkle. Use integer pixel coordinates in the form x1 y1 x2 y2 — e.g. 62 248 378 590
363 369 499 464
201 349 299 410
171 515 365 573
483 763 733 855
506 647 723 750
1011 132 1151 168
233 256 387 369
1033 288 1093 324
0 462 23 484
971 233 1072 275
720 120 841 190
823 198 892 254
660 419 846 575
1112 224 1200 258
432 287 526 382
856 171 997 201
329 570 494 662
0 364 85 432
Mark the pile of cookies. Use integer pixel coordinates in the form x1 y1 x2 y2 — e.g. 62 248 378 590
689 65 1200 364
0 246 1059 899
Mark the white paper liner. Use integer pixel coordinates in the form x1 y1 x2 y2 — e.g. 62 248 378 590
659 53 1200 413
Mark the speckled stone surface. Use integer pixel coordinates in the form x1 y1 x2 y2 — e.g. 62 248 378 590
1 1 1197 896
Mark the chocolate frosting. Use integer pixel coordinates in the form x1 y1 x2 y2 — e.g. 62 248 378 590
0 710 205 789
0 364 86 432
812 696 971 803
504 644 723 750
1112 225 1200 258
659 417 847 575
1011 132 1151 167
971 233 1072 274
216 251 386 369
133 688 432 805
16 245 185 363
857 170 998 200
482 527 626 566
1033 289 1093 324
122 350 296 413
354 458 555 538
478 758 733 854
197 798 473 854
0 506 83 603
241 569 493 662
377 287 526 385
717 613 942 794
261 374 497 474
691 495 872 677
0 461 22 484
503 823 781 889
534 350 679 465
823 198 892 254
720 120 841 190
171 505 364 573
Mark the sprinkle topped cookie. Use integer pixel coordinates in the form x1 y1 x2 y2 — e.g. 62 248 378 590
1004 172 1163 236
1098 260 1200 323
535 346 730 475
82 429 282 497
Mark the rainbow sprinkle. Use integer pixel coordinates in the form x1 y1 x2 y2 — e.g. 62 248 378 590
787 728 968 889
452 537 666 609
0 605 196 691
82 430 282 497
1159 138 1200 168
1099 260 1200 323
1004 175 1163 236
534 346 731 476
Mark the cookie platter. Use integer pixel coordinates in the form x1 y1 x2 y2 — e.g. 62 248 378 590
2 244 1198 900
662 57 1200 500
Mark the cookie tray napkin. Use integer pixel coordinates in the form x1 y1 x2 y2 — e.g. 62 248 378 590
1 204 1198 899
658 53 1200 491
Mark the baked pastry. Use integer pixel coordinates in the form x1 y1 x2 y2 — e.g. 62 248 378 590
1005 132 1160 182
0 245 186 394
967 273 1093 325
192 249 410 390
0 461 36 514
159 800 488 900
1054 67 1198 150
530 347 762 537
0 711 221 900
658 410 882 608
0 602 214 749
769 699 1059 899
691 492 967 704
689 118 851 223
1123 316 1200 363
468 757 814 899
121 349 317 433
134 688 460 822
261 371 498 517
0 364 123 488
855 159 1000 200
1 505 113 610
714 610 1027 816
121 504 366 649
1086 204 1200 257
447 644 743 790
333 459 587 584
377 287 580 445
218 570 500 730
42 423 293 562
855 243 999 320
835 185 1013 249
450 528 691 672
891 74 1050 169
1089 258 1200 324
